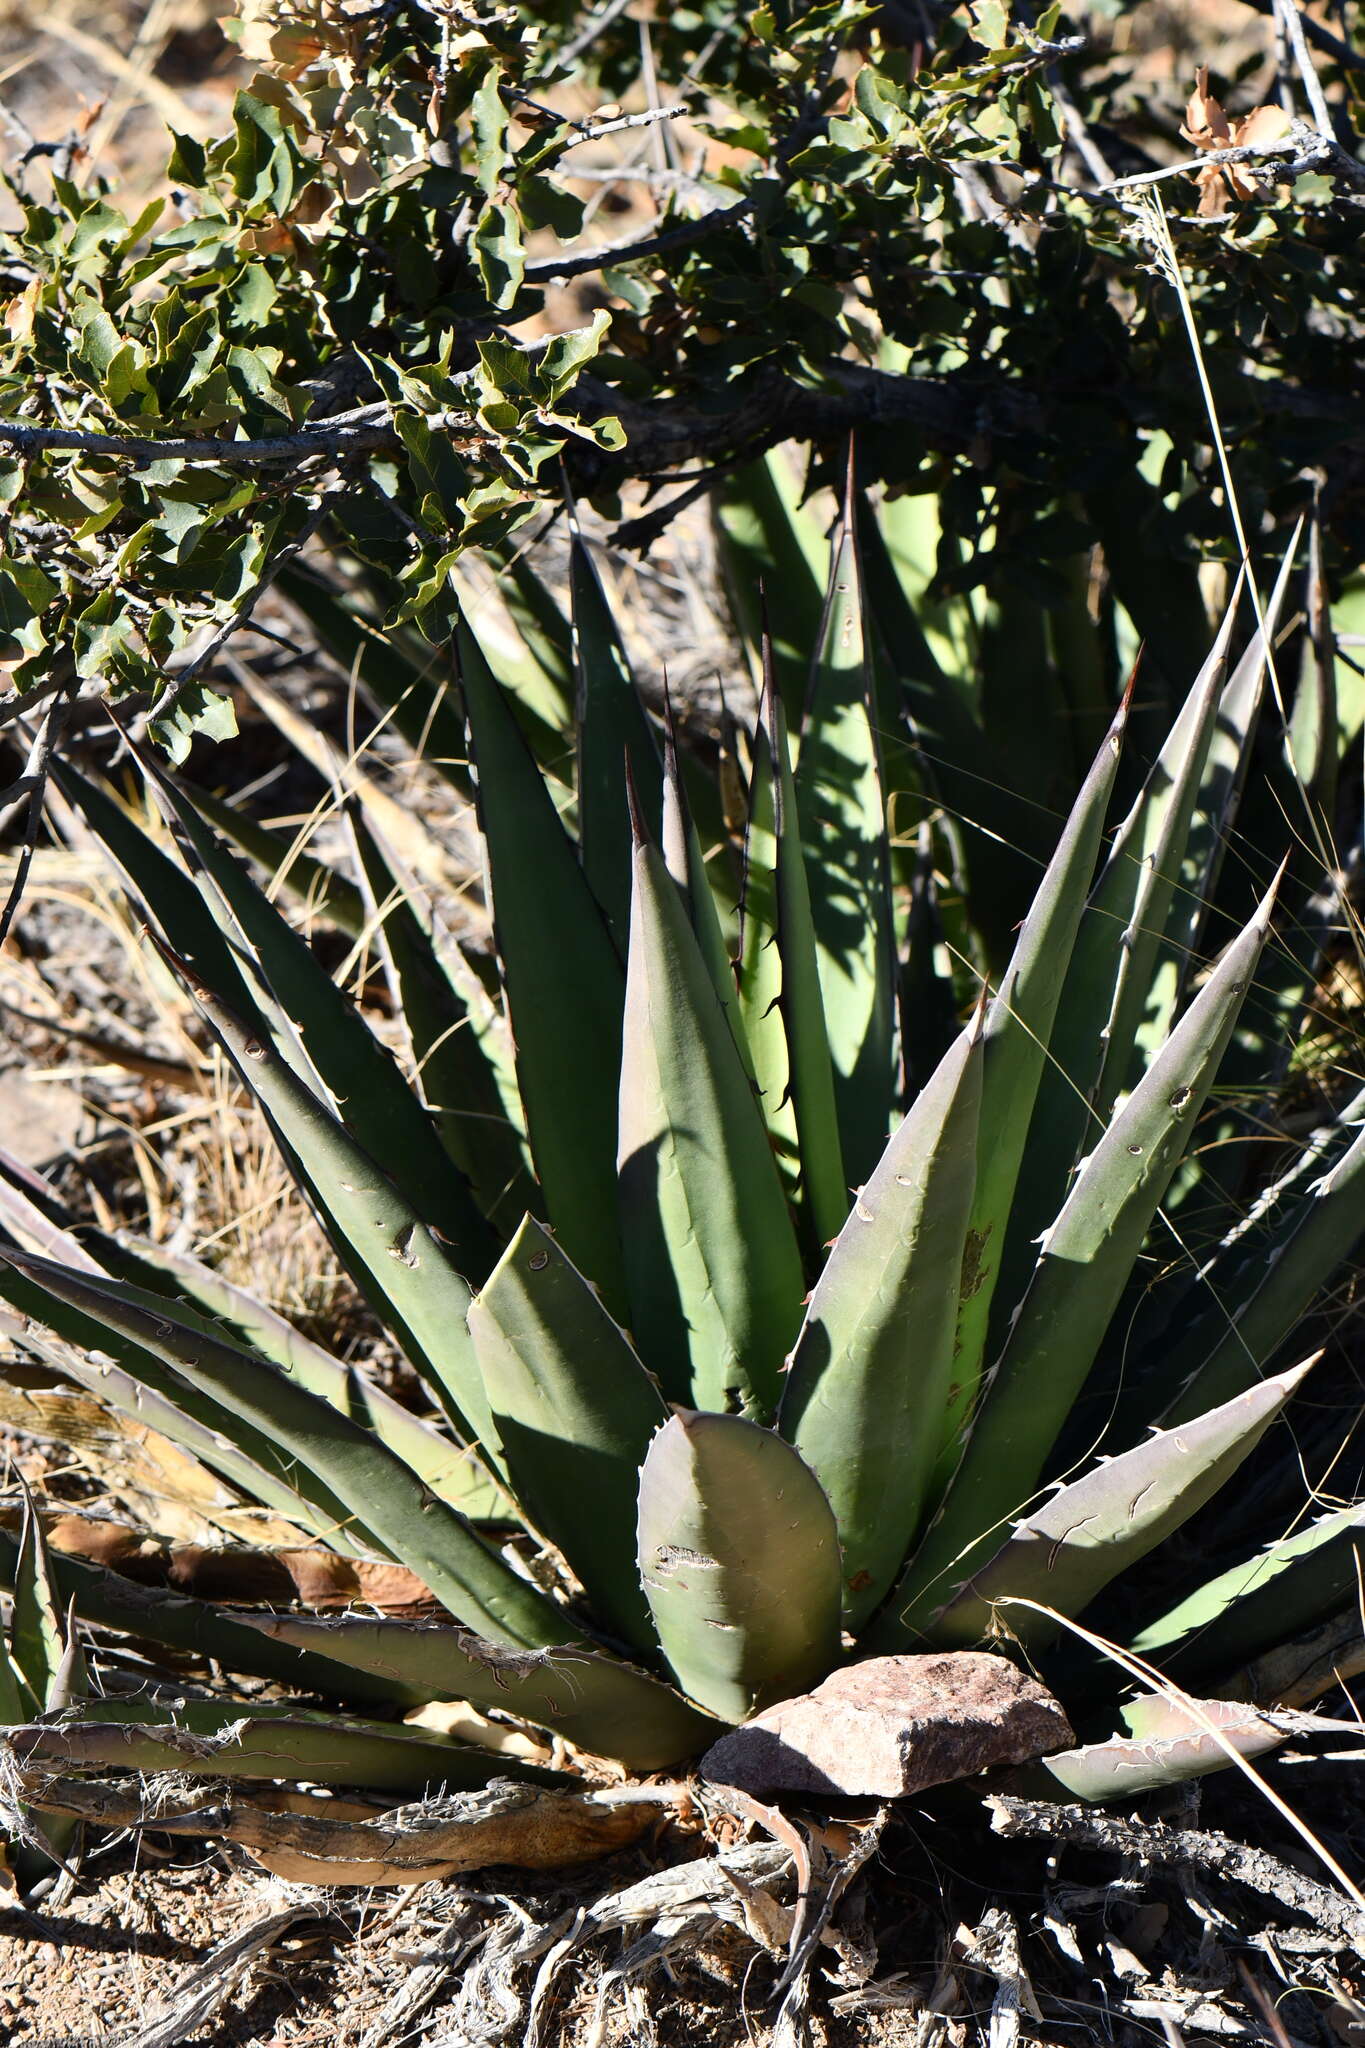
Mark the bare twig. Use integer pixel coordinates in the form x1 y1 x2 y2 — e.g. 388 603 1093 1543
1098 119 1365 194
567 163 713 193
559 0 638 67
611 470 729 550
571 102 688 145
1049 74 1115 184
525 195 752 281
1233 0 1365 73
0 672 69 735
526 100 690 157
1273 0 1338 136
0 411 409 467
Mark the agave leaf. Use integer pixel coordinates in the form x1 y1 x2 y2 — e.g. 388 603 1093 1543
571 529 660 949
459 624 628 1307
0 1256 368 1550
899 824 960 1101
1167 531 1299 1000
182 779 367 938
239 1614 711 1770
1015 1698 1287 1802
1161 1099 1365 1424
0 1620 23 1723
780 1007 982 1626
637 1411 841 1723
0 1151 424 1471
6 1703 510 1793
930 1361 1313 1648
489 543 574 720
854 489 970 773
130 742 498 1283
794 469 899 1187
661 713 743 1055
1000 599 1240 1304
49 754 258 1016
859 491 1064 978
618 797 805 1418
942 687 1131 1480
856 494 1040 975
0 1516 83 1871
340 796 525 1140
452 564 576 760
0 1521 416 1708
49 1238 509 1524
738 656 847 1252
0 1337 309 1551
348 805 539 1239
713 451 826 723
277 564 476 801
1130 1503 1365 1686
876 873 1279 1646
10 1483 65 1716
0 1152 106 1275
0 1250 575 1653
467 1216 666 1652
139 926 500 1460
1085 469 1218 743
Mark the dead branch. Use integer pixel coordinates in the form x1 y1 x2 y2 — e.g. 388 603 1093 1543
987 1794 1365 1949
1099 118 1365 195
9 1769 656 1885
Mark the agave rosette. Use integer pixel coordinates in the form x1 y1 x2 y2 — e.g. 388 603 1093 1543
1 462 1362 1815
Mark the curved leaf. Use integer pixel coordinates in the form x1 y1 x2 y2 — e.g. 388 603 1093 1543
467 1215 666 1651
618 809 805 1418
999 596 1240 1302
930 1361 1312 1647
1014 1698 1287 1802
130 741 498 1281
348 805 538 1239
739 656 847 1253
0 1521 408 1707
794 476 898 1186
6 1703 505 1794
1162 1101 1365 1424
944 685 1131 1472
459 625 628 1306
139 928 499 1457
1 1250 575 1653
571 528 660 948
637 1411 841 1723
875 872 1279 1645
713 451 825 724
239 1613 710 1770
1131 1503 1365 1687
780 1007 982 1626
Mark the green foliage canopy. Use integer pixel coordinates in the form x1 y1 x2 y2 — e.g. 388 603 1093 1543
0 0 1362 748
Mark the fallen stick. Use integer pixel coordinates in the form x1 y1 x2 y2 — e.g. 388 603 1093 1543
987 1794 1365 1949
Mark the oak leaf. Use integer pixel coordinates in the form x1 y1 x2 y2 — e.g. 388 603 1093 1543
1181 65 1294 215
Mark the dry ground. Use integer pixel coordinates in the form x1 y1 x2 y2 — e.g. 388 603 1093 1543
2 5 1365 2044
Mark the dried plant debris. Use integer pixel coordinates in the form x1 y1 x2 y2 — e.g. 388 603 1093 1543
0 1775 1363 2045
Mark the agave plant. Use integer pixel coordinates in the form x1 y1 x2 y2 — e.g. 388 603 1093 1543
1 463 1362 1826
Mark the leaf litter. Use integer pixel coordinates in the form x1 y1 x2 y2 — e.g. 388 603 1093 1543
0 1743 1363 2044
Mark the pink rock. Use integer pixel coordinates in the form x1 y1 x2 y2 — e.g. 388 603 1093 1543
700 1652 1073 1798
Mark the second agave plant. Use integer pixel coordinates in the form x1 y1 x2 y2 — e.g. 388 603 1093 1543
2 468 1363 1808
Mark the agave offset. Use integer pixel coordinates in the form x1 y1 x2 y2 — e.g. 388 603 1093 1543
1 461 1362 1820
